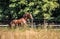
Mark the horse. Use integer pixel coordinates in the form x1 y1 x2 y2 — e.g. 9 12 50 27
10 17 27 28
9 12 33 28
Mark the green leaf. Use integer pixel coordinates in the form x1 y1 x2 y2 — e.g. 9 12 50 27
28 2 34 6
42 0 48 2
33 9 40 15
43 13 51 19
9 3 16 7
0 7 3 13
18 0 26 4
24 7 30 12
18 9 23 14
10 0 17 2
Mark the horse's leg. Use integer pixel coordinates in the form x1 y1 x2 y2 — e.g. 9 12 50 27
17 23 19 26
18 23 21 27
20 23 23 27
18 23 22 29
10 23 15 29
23 22 28 29
9 21 12 28
15 23 19 28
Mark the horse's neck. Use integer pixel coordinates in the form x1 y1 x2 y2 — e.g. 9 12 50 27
19 18 27 21
24 17 28 20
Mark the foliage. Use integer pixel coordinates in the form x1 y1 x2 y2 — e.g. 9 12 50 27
0 0 59 22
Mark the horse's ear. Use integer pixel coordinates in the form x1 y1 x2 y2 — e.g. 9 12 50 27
23 13 27 17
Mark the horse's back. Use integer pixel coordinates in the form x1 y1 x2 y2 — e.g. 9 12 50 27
10 20 17 24
18 18 26 24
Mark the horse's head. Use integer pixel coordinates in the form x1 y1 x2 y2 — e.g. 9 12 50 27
23 12 33 25
23 12 33 20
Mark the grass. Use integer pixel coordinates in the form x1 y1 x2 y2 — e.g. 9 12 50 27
0 27 60 39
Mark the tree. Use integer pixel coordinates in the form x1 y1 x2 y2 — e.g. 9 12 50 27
0 0 59 24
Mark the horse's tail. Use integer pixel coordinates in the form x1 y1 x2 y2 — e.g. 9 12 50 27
8 21 11 28
9 20 14 28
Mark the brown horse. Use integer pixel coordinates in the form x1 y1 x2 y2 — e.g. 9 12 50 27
9 12 33 28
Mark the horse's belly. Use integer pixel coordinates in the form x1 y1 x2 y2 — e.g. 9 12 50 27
20 19 26 24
